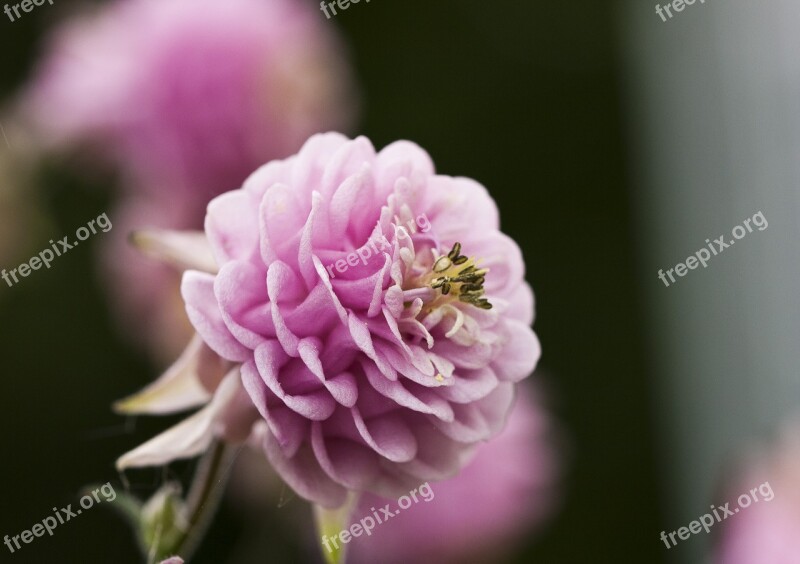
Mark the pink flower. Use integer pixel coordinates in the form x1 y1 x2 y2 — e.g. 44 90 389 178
714 419 800 564
116 133 541 509
15 0 355 358
347 384 559 564
20 0 355 210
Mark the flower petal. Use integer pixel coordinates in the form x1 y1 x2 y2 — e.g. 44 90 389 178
182 270 250 362
351 406 418 463
311 421 380 490
116 369 241 470
205 190 260 264
113 334 213 415
255 341 336 421
130 229 218 274
260 425 348 509
492 320 541 383
241 360 307 458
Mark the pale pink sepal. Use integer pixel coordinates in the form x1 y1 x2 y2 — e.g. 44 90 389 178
130 229 218 274
114 334 214 415
116 368 240 470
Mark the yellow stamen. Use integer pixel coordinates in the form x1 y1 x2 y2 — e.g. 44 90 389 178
426 242 492 310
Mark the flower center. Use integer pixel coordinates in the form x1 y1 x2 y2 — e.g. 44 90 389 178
429 242 492 310
404 242 492 311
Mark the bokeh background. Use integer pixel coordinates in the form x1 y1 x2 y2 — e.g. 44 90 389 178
7 0 790 562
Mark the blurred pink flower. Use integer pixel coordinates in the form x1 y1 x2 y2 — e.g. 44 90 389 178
714 419 800 564
16 0 356 358
348 384 559 564
116 133 541 511
21 0 355 207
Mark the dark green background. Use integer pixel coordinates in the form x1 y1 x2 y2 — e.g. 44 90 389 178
0 1 664 562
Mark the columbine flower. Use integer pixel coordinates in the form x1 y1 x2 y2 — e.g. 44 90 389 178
14 0 355 358
347 384 559 564
116 133 541 510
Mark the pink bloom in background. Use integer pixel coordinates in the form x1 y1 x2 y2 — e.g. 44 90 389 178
116 133 541 510
16 0 355 359
714 418 800 564
20 0 355 205
348 383 559 564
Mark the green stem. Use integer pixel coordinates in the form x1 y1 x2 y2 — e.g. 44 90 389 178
314 492 360 564
172 440 238 560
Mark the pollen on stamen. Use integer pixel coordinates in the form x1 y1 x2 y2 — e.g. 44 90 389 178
426 242 493 310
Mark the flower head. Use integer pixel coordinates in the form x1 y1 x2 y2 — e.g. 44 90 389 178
117 133 540 508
